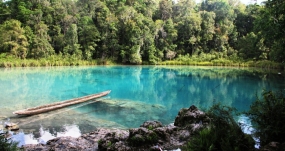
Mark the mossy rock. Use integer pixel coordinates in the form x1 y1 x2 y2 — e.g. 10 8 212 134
128 127 159 147
174 105 209 128
140 121 163 130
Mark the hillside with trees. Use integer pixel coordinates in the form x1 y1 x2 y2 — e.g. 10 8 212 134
0 0 284 66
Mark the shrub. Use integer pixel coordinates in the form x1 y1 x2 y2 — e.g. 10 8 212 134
246 90 285 146
0 133 18 151
184 104 255 151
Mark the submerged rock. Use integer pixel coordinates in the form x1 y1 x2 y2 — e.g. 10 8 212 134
87 99 167 127
5 122 19 131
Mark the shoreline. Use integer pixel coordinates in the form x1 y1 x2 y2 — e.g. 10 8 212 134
19 105 208 150
0 58 284 70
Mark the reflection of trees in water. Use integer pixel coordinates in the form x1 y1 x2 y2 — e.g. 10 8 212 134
158 66 284 112
1 66 284 128
0 67 91 108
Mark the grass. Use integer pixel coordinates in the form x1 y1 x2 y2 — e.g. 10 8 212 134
157 58 283 69
0 53 284 69
154 52 285 69
0 54 116 67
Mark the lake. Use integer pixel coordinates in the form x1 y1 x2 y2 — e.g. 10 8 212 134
0 66 284 146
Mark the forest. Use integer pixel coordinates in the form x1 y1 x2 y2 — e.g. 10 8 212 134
0 0 284 66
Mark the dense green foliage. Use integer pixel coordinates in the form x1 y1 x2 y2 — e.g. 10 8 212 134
246 90 285 146
0 133 18 151
0 0 284 65
185 90 285 150
184 104 255 151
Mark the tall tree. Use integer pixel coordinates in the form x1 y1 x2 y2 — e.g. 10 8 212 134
158 0 173 20
234 4 257 37
199 11 216 53
176 12 202 55
0 19 29 59
78 16 100 60
30 22 54 59
63 24 82 59
201 0 237 55
0 0 11 23
155 19 177 60
237 32 268 60
254 0 285 62
8 0 35 25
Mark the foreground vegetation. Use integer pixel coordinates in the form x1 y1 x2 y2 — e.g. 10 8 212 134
184 104 255 151
246 90 285 147
0 133 18 151
0 0 284 65
184 90 285 151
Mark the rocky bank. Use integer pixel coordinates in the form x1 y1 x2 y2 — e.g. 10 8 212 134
21 105 209 151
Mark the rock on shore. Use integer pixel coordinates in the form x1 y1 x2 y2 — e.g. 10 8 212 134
21 105 209 151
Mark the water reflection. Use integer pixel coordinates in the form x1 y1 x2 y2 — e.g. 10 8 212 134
10 125 81 146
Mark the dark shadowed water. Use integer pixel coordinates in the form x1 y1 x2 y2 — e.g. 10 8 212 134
0 66 284 146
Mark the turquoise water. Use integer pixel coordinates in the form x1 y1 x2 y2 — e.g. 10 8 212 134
0 66 284 145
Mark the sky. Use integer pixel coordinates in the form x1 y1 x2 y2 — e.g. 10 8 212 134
174 0 266 5
237 0 265 5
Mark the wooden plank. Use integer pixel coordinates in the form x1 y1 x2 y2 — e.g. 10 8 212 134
13 90 111 115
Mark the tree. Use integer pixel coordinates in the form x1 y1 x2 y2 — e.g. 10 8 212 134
200 0 237 55
155 19 177 60
117 6 145 64
78 16 100 60
0 0 283 64
176 12 202 55
8 0 33 25
82 1 120 60
254 0 285 62
0 19 29 59
158 0 173 20
30 22 55 59
235 4 259 38
135 0 157 18
172 0 196 20
76 0 100 18
63 24 82 59
199 11 216 53
237 32 268 60
0 0 11 24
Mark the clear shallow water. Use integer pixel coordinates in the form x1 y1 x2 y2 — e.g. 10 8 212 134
0 66 284 145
